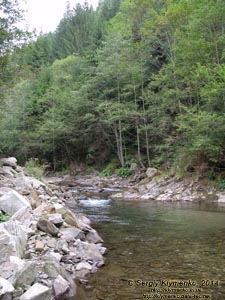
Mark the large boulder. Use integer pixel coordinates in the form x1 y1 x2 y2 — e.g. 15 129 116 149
19 283 51 300
54 204 80 228
0 189 31 214
0 221 27 263
37 218 59 237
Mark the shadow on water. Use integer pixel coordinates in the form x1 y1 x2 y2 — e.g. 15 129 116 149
69 192 225 300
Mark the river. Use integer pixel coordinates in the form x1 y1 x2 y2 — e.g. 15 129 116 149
68 188 225 300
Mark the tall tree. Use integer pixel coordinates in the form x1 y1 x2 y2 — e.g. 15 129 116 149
0 0 28 87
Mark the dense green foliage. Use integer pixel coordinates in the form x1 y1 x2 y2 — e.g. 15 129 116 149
1 0 225 175
0 0 28 87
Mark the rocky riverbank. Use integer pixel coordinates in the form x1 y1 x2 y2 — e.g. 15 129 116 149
112 167 225 203
0 158 106 300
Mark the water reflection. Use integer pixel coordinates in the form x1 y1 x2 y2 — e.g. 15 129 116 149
69 198 225 300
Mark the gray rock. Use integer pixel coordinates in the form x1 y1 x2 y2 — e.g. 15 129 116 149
48 252 62 262
37 218 59 237
12 172 26 191
85 229 103 244
60 227 85 242
11 206 33 227
54 204 80 228
0 261 17 280
0 187 12 197
56 240 70 254
24 177 46 190
76 261 92 271
76 214 91 226
19 283 51 300
47 213 63 228
0 166 15 177
0 157 17 169
53 203 64 213
98 245 107 255
146 167 158 179
0 277 14 297
63 211 79 228
41 258 63 278
74 240 104 266
0 221 27 263
52 275 70 300
0 190 31 214
61 242 70 254
46 238 57 248
9 260 37 288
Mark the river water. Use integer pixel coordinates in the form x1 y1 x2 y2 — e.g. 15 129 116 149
69 190 225 300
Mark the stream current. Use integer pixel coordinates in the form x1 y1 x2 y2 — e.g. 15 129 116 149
68 188 225 300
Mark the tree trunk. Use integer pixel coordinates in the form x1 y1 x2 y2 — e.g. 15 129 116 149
141 71 151 167
114 122 124 167
117 76 125 167
133 78 144 167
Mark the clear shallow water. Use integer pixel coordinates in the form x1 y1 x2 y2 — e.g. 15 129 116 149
70 196 225 300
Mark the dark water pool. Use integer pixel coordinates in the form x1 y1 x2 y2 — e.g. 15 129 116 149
70 196 225 300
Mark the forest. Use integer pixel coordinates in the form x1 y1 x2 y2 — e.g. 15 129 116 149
1 0 225 177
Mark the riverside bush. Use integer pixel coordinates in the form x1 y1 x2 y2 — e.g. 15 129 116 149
24 158 48 179
116 167 132 178
99 169 111 177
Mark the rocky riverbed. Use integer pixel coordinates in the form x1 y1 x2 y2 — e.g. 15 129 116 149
0 158 106 300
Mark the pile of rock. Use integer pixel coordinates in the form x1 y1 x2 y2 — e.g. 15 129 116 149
0 158 106 300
